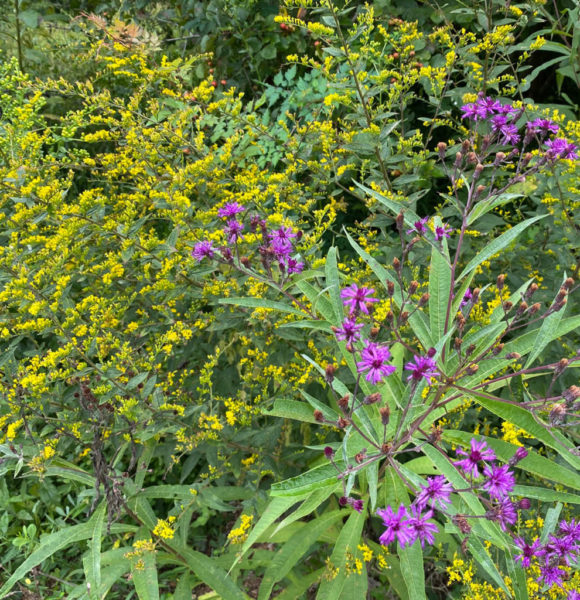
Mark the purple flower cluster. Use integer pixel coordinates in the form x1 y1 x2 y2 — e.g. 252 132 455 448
406 217 452 241
460 94 578 157
191 202 305 275
515 519 580 588
377 475 451 548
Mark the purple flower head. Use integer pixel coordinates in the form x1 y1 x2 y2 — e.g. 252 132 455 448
461 102 487 121
406 217 429 235
514 537 545 568
340 284 379 315
282 257 304 275
324 446 334 459
407 508 439 548
509 446 528 466
545 138 579 160
269 226 297 244
491 114 508 132
415 475 453 510
528 118 559 135
192 240 215 262
350 498 364 513
435 223 452 241
482 464 515 498
476 96 503 116
460 288 474 308
537 565 565 588
217 202 245 218
377 504 414 547
334 317 364 343
224 219 244 243
405 355 438 383
499 123 520 145
488 497 517 532
559 518 580 543
357 342 396 385
271 238 293 259
546 534 578 566
567 591 580 600
455 438 496 478
497 103 517 115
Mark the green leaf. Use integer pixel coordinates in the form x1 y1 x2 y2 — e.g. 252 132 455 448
295 279 336 322
512 485 580 504
316 509 366 600
457 215 548 281
235 496 299 567
263 398 320 423
524 305 564 368
275 568 325 600
0 519 96 598
218 297 306 317
278 319 332 332
274 486 340 534
467 193 523 226
325 246 343 325
506 552 528 600
271 463 342 498
258 510 343 600
428 219 452 344
87 502 106 600
540 503 562 544
468 536 510 595
132 543 159 600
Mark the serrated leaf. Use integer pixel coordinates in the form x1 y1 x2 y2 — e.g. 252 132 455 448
316 509 366 599
258 510 343 600
87 502 106 600
429 220 452 344
457 215 548 281
218 296 306 317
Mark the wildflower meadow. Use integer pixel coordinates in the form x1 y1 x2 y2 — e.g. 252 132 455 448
0 0 579 598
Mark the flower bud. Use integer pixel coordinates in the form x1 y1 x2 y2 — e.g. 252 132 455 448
396 212 404 231
528 283 539 296
387 281 395 296
497 274 505 290
427 347 436 358
393 257 401 272
461 139 471 154
324 446 335 459
556 287 568 302
400 311 409 323
563 385 580 406
240 256 251 267
338 395 350 411
337 417 349 429
386 311 394 325
509 446 528 466
506 352 521 360
475 184 486 197
492 343 504 355
325 364 336 383
418 292 430 307
409 280 419 294
549 402 566 425
454 337 463 351
494 151 506 165
370 326 380 339
364 392 382 405
339 496 349 507
516 301 528 315
473 163 484 179
466 363 479 375
555 358 569 373
453 515 472 535
454 152 463 167
314 410 324 422
437 141 447 158
518 498 531 510
466 344 476 356
504 301 513 311
355 450 367 464
472 288 480 303
529 302 541 315
563 277 575 290
467 152 478 164
554 297 567 311
379 406 390 425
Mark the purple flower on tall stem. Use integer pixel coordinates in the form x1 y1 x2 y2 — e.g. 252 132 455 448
334 317 364 343
514 537 545 568
192 240 215 262
476 96 502 116
377 504 414 547
224 219 244 243
528 118 559 135
455 438 496 478
460 102 487 120
406 217 429 235
499 123 520 145
404 355 438 383
537 565 565 587
435 223 452 241
415 475 453 510
481 464 515 498
559 518 580 543
357 342 396 384
283 257 304 274
489 497 517 531
340 284 379 315
545 534 578 566
217 202 245 218
271 238 293 259
460 288 473 308
407 509 439 548
545 138 579 160
350 498 364 513
490 114 508 132
567 591 580 600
